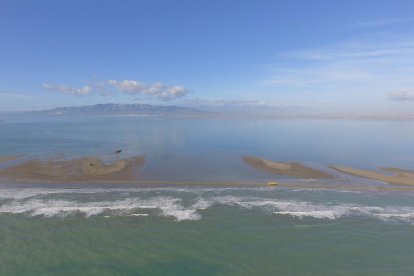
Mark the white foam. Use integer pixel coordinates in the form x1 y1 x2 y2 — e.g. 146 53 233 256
291 188 364 194
191 198 213 210
1 187 414 223
0 195 208 221
0 187 201 200
0 188 137 200
197 196 414 222
376 213 414 218
273 211 338 219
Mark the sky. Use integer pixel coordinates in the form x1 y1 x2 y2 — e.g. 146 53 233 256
1 0 414 114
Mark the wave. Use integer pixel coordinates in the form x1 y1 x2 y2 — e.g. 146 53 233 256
210 196 414 222
273 211 338 219
1 188 414 223
0 196 204 221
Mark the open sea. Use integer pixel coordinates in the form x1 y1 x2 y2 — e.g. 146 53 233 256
1 117 414 275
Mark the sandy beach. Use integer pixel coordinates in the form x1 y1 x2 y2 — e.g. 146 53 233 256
243 156 334 179
330 165 414 186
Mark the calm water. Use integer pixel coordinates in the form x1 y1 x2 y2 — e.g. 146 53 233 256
1 117 414 275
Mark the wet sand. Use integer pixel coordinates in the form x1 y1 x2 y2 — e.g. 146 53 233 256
243 156 334 179
330 165 414 186
0 156 19 163
381 167 414 178
0 156 145 182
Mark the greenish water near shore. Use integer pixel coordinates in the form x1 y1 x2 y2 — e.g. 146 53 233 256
1 186 414 275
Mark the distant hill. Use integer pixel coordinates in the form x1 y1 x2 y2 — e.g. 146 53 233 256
26 103 211 118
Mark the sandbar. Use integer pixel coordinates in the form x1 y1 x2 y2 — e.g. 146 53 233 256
243 156 334 179
329 165 414 186
0 156 19 163
0 156 145 182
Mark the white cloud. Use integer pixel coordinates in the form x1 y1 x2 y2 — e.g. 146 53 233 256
265 38 414 98
42 83 92 96
283 42 414 61
107 80 145 93
355 18 414 28
108 80 189 101
153 85 188 101
387 89 414 101
184 98 266 107
42 79 190 101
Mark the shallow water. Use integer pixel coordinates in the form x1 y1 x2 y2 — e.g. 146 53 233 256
1 118 414 274
2 117 414 181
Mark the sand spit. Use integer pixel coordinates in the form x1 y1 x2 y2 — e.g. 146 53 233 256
330 165 414 186
243 156 334 179
381 168 414 178
0 156 19 163
0 156 145 182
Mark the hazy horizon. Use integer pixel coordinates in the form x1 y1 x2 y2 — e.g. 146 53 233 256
2 102 414 118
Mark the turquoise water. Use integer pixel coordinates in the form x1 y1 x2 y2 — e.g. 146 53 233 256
1 118 414 275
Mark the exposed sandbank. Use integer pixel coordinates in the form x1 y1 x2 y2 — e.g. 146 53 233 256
0 156 19 163
330 165 414 186
0 156 145 182
1 154 414 190
243 156 334 179
381 167 414 178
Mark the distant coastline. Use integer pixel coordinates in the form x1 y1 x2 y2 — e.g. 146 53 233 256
1 103 414 120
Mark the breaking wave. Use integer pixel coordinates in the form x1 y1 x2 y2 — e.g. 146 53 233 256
0 196 203 221
1 187 414 223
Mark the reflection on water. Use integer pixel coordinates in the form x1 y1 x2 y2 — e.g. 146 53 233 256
1 118 414 181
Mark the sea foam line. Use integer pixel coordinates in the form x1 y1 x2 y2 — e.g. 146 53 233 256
0 197 204 221
1 188 414 222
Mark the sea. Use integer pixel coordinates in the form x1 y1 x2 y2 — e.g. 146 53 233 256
1 117 414 275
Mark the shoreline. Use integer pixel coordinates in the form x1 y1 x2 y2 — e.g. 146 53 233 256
330 165 414 186
1 177 414 192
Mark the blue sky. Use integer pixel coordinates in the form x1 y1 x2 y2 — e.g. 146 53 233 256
1 0 414 113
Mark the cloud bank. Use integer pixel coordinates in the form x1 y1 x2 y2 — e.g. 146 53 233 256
42 79 189 101
387 89 414 101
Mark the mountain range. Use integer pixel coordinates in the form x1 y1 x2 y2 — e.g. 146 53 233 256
26 103 211 118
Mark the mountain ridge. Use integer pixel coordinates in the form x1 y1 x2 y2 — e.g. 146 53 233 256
25 103 211 117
